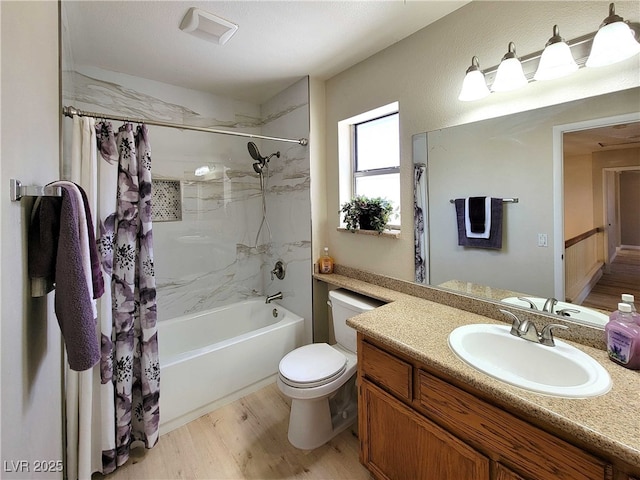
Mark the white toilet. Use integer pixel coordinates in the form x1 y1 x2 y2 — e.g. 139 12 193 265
277 288 382 450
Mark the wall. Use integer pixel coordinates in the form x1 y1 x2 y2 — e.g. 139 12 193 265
62 68 312 331
564 154 594 240
1 2 64 478
321 1 640 283
620 171 640 247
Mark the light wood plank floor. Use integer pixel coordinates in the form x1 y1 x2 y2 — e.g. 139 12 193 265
96 382 372 480
582 248 640 312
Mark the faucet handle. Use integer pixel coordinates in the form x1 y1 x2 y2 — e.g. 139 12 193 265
271 260 285 281
555 308 580 317
539 323 569 347
517 297 538 310
500 309 522 335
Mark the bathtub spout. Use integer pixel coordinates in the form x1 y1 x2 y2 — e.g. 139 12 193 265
266 292 283 304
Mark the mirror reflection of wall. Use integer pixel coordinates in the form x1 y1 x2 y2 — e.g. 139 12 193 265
417 87 640 321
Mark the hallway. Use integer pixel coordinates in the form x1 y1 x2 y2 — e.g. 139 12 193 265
582 248 640 312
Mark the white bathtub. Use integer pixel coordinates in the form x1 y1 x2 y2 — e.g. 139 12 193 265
158 299 305 434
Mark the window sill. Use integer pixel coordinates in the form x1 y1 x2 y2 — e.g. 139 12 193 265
337 227 401 239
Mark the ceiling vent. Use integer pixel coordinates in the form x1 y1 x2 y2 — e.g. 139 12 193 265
179 7 238 45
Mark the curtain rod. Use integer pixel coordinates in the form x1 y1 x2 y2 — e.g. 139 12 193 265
62 106 308 146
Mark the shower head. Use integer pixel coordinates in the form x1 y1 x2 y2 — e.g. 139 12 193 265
252 162 264 174
247 141 281 165
248 142 263 162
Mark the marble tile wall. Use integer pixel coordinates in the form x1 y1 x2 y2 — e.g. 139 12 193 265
63 68 311 329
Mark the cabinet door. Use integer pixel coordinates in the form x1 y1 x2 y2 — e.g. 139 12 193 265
496 463 528 480
361 379 490 480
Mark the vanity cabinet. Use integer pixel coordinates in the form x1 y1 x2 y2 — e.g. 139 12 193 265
361 380 490 480
358 334 615 480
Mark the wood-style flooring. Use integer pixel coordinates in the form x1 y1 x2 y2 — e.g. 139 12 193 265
97 382 371 480
582 248 640 312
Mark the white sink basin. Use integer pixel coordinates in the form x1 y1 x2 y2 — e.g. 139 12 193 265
448 324 612 398
501 297 609 328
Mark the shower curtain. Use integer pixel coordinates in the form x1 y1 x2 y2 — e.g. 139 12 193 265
68 117 160 479
414 163 428 284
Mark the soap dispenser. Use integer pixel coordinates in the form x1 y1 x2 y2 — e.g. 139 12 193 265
605 303 640 370
318 247 334 274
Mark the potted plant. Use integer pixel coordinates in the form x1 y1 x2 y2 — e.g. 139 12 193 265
340 195 395 233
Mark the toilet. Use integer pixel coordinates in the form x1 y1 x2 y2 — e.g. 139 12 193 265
277 288 383 450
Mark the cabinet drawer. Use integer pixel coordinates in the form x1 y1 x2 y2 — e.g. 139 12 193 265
361 341 412 401
417 370 610 480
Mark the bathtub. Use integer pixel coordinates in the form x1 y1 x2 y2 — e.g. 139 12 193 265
158 299 305 434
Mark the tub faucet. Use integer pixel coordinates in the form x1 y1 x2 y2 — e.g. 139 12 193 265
266 292 283 304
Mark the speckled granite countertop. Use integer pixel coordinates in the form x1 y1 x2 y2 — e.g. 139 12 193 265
314 271 640 470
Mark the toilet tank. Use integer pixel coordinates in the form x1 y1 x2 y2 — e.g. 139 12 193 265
329 289 384 353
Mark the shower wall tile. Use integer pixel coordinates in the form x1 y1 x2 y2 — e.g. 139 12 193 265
64 67 311 331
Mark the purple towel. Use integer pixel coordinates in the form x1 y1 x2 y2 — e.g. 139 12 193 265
75 183 105 299
455 198 504 250
31 187 100 371
29 197 62 295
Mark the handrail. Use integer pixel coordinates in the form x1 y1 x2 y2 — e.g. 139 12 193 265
565 227 602 249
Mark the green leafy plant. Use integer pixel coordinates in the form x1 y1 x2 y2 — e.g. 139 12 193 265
340 195 395 233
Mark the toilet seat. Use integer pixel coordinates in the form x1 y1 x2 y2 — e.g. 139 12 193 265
279 343 347 388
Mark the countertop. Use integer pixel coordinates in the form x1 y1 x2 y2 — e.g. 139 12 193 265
314 271 640 470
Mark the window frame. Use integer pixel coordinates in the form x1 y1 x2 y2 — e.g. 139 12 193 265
351 111 400 229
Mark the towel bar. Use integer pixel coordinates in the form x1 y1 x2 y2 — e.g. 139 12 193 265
10 179 62 201
450 197 518 204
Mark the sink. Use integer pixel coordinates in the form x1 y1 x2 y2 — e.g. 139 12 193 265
501 297 609 328
448 324 612 398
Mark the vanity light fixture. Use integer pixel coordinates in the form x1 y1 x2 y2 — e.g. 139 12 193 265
458 56 491 101
458 2 639 101
491 42 528 92
586 2 640 67
534 25 579 81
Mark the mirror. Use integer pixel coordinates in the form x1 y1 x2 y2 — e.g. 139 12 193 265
414 87 640 328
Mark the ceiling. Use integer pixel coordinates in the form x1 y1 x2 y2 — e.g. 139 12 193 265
62 1 468 104
564 121 640 156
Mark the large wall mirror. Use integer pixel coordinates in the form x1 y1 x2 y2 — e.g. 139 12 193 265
413 87 640 329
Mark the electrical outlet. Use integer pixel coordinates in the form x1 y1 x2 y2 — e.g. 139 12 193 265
537 233 548 247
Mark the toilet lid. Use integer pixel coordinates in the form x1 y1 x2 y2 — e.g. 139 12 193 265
279 343 347 386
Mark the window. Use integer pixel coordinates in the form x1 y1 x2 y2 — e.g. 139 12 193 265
338 102 401 230
353 112 400 226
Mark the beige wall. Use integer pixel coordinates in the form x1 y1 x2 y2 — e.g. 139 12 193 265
564 154 595 239
1 1 63 476
321 1 640 282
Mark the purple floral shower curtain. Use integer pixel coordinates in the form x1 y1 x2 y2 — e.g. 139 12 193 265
95 122 160 473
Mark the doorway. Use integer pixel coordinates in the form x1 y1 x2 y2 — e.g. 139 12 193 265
554 115 640 308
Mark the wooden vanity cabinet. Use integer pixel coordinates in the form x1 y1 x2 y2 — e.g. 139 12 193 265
358 334 615 480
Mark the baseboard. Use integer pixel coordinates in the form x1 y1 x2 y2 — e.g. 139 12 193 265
619 244 640 251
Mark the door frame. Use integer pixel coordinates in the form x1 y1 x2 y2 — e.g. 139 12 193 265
552 111 640 300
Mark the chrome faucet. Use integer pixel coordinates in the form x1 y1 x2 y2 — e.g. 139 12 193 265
542 297 558 313
500 309 568 347
265 291 283 304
